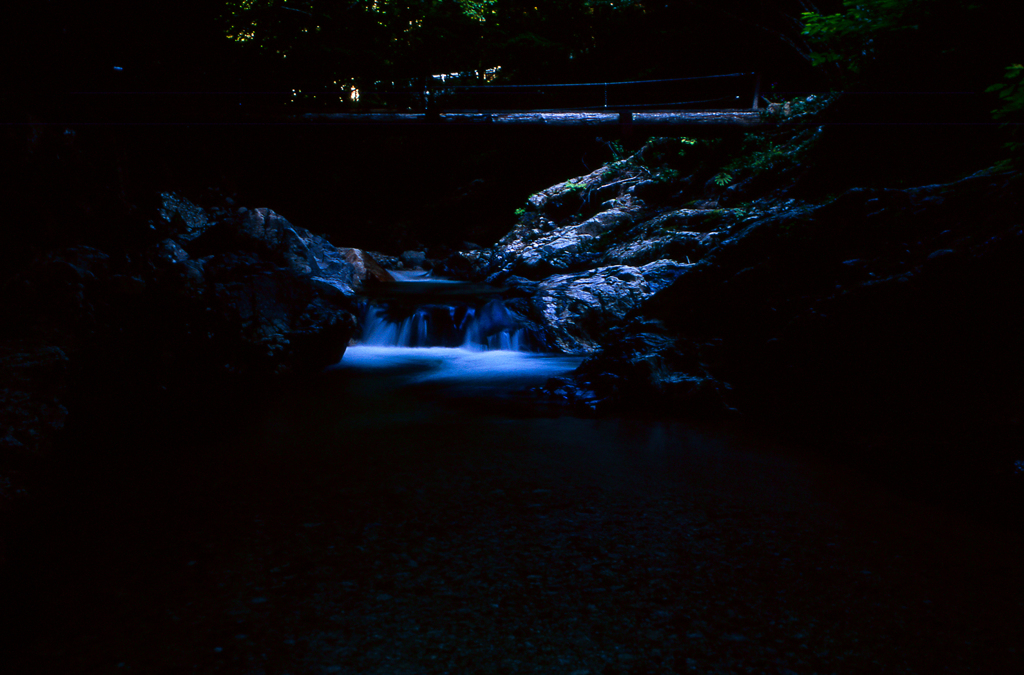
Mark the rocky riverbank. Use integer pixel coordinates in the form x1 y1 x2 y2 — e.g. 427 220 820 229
0 192 397 518
4 96 1022 517
2 96 1023 674
432 105 1024 506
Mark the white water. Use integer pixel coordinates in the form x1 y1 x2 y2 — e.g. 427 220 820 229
387 270 461 283
344 271 575 385
335 345 583 387
359 303 529 350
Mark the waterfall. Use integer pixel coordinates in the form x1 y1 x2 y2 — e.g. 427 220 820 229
359 300 529 350
336 271 579 381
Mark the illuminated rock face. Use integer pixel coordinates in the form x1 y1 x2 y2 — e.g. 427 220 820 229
206 205 392 296
150 197 371 374
0 194 369 464
531 261 689 355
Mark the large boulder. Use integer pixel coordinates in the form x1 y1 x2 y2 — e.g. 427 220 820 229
530 260 691 353
437 248 494 280
551 321 733 416
585 171 1024 452
196 206 393 296
399 250 427 269
4 199 366 380
166 247 358 376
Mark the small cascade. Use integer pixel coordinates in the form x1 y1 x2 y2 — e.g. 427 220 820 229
352 268 539 351
338 270 579 384
359 299 529 350
387 270 460 283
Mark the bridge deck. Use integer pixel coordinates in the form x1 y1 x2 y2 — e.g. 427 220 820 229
298 109 763 127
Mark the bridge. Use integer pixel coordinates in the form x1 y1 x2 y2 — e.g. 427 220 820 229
296 72 765 129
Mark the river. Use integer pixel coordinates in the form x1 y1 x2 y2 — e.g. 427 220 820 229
3 273 1022 674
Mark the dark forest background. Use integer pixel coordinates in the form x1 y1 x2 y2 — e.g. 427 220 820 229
1 1 1019 257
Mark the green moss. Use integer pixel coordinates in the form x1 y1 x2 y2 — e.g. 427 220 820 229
720 123 826 184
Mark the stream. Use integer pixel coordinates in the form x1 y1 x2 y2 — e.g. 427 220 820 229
4 273 1022 674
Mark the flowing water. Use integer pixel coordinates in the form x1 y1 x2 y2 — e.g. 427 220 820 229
343 270 567 382
6 271 1022 674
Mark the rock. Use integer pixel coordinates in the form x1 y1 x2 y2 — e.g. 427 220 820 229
37 246 111 280
281 225 320 275
151 205 365 372
513 228 596 278
531 261 690 354
486 209 637 281
926 248 956 262
556 319 734 416
190 207 389 297
0 344 70 456
3 246 111 330
503 276 541 297
199 251 356 375
233 206 293 249
366 251 401 269
155 238 189 264
718 176 759 207
400 250 427 269
342 248 394 284
526 165 616 217
108 274 146 298
156 192 215 243
437 249 493 280
487 196 731 282
308 247 393 297
576 208 633 236
603 230 713 267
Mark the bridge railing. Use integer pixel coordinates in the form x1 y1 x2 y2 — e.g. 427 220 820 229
436 72 758 113
284 72 761 114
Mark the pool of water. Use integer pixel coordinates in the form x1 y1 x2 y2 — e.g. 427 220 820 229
334 345 582 383
7 302 1022 674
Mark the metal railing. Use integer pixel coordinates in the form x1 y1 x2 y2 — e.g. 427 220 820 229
286 72 762 114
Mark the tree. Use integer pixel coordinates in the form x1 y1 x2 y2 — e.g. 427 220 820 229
987 63 1024 165
801 0 1020 90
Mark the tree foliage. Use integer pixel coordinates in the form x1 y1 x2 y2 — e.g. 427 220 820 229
0 1 868 117
800 0 1020 89
801 0 920 75
986 63 1024 161
800 0 1022 162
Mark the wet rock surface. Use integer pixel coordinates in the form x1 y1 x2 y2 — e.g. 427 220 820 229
0 193 369 510
434 147 1024 499
630 172 1024 436
477 156 1022 429
531 262 690 354
3 112 1024 673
